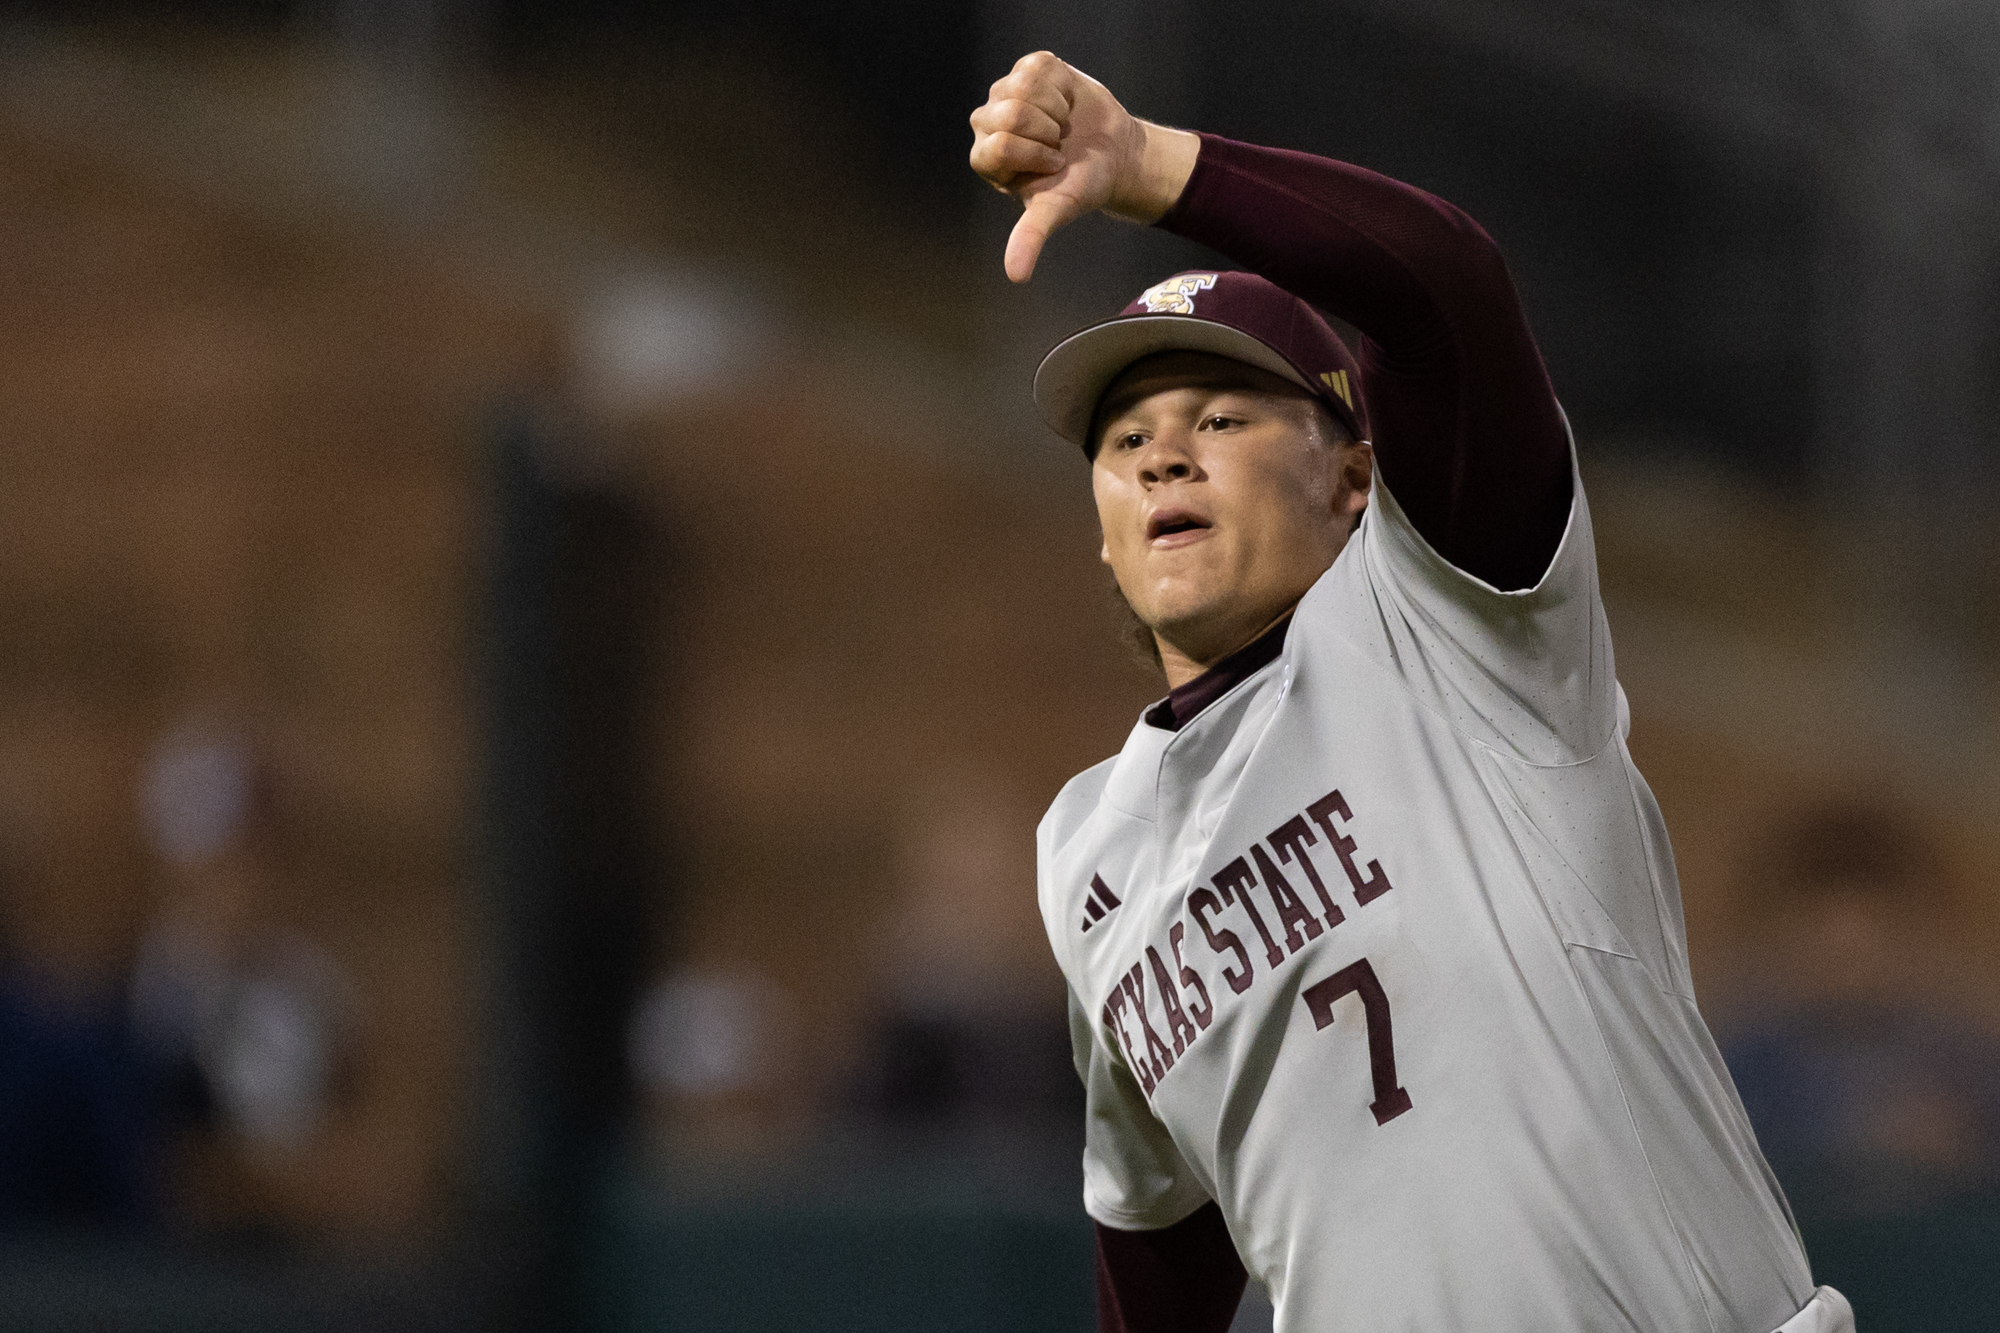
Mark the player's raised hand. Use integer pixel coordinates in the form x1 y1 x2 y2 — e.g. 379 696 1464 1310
969 51 1199 283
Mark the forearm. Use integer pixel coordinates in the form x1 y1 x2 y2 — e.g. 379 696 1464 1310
1154 133 1571 591
1095 1203 1247 1333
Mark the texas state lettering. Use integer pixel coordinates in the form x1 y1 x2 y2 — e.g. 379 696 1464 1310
1098 787 1394 1097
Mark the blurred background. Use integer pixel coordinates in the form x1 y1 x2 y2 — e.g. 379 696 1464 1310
0 1 1994 1330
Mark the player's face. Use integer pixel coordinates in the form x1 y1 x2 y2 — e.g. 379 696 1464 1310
1092 352 1372 682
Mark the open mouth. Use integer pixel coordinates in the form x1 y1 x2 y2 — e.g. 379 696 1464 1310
1146 509 1212 544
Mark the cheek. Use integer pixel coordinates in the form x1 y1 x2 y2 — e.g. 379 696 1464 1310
1290 445 1341 511
1092 473 1140 546
1220 455 1324 527
1283 448 1344 525
1233 461 1342 569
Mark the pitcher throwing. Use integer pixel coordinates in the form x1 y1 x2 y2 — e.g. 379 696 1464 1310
969 51 1852 1333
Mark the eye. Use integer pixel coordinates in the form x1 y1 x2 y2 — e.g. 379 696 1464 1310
1200 413 1242 432
1116 431 1147 450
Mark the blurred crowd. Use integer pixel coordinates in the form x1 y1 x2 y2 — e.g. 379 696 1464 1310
1721 803 2000 1221
10 738 1995 1234
0 723 365 1230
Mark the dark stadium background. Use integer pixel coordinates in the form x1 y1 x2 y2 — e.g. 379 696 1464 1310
0 2 1994 1329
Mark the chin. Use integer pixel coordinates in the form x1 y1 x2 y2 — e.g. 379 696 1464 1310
1147 579 1308 661
1128 583 1216 636
1137 597 1238 659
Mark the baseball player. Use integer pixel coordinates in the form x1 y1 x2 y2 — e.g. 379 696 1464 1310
968 53 1855 1333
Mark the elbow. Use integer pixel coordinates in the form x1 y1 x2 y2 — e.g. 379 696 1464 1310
1435 198 1512 288
1419 198 1525 318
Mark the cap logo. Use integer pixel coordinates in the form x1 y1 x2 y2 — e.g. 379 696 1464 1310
1318 369 1354 409
1139 273 1216 314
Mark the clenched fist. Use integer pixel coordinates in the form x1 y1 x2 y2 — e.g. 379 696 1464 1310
968 51 1200 283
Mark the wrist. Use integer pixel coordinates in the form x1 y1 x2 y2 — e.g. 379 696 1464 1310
1109 121 1200 225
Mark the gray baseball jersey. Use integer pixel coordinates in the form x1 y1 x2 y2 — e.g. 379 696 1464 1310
1038 452 1838 1333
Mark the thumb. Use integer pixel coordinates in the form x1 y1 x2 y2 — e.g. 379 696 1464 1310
1005 190 1078 284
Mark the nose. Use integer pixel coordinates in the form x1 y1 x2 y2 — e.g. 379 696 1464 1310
1137 428 1199 487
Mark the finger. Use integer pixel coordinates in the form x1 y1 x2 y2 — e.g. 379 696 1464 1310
969 131 1064 188
968 97 1064 149
988 54 1073 129
987 79 1070 134
1010 49 1073 88
989 83 1070 137
1005 190 1079 284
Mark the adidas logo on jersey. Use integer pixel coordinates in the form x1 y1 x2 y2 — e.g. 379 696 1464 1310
1080 873 1122 932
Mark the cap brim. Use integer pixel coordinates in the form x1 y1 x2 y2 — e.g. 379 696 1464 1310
1032 315 1317 451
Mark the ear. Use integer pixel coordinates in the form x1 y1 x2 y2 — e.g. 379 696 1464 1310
1335 441 1375 521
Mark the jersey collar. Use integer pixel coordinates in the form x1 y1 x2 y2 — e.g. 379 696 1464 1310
1144 615 1294 732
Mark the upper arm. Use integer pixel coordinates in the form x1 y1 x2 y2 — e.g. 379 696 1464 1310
1157 134 1570 590
1298 437 1615 765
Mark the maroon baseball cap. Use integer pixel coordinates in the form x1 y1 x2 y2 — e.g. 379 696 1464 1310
1033 270 1368 456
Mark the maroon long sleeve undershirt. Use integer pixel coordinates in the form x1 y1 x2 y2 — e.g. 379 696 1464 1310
1158 133 1572 593
1096 1202 1247 1333
1092 138 1574 1333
